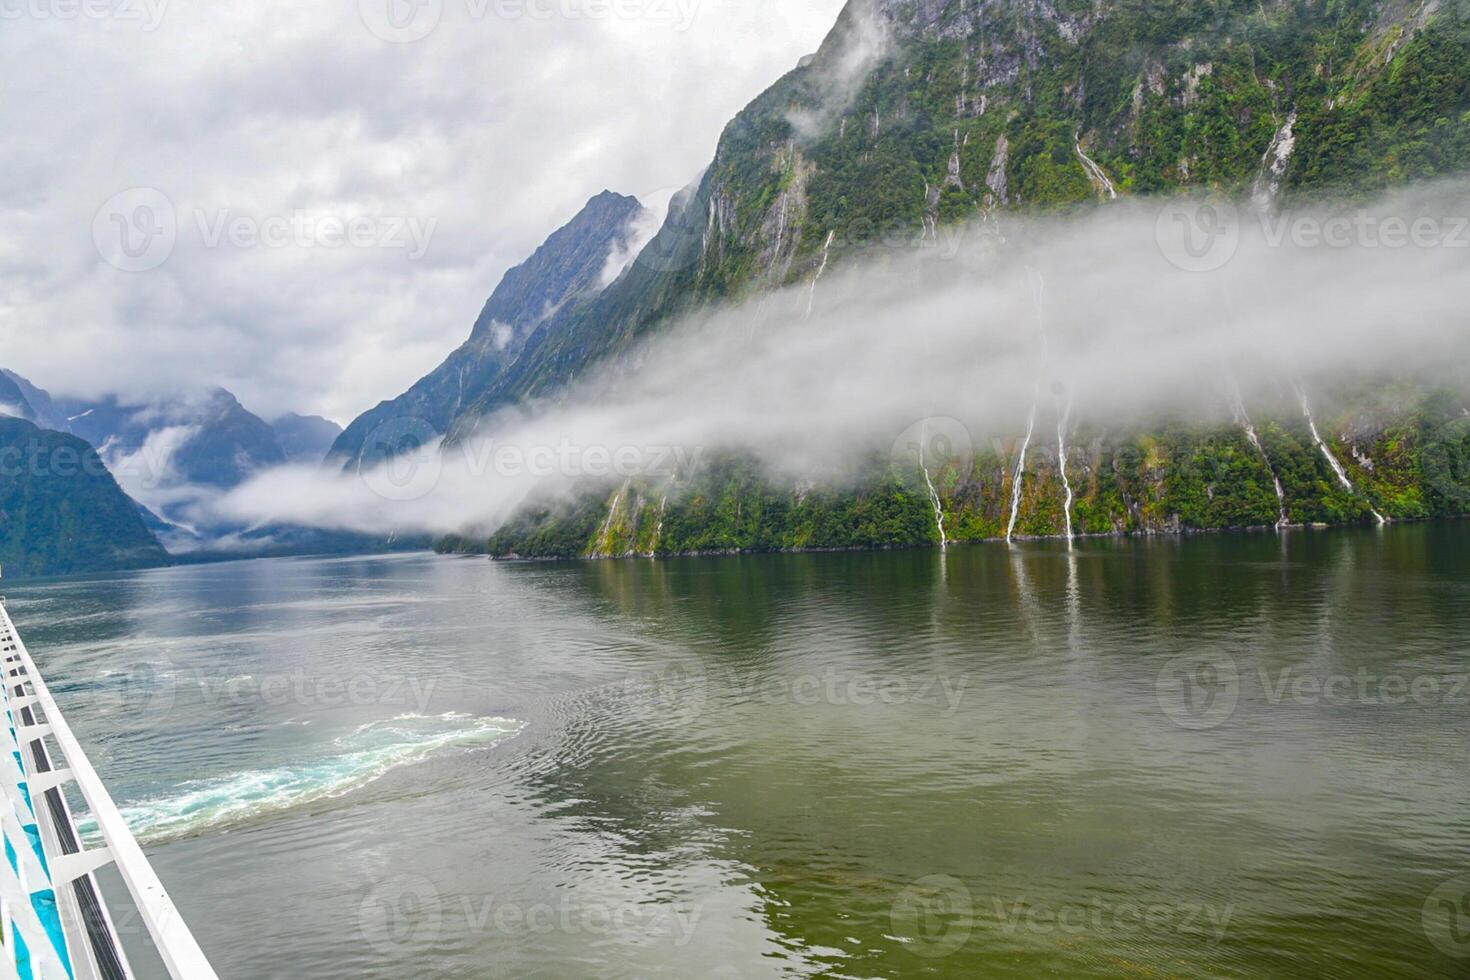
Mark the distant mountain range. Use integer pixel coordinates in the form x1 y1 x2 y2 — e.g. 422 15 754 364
0 370 347 575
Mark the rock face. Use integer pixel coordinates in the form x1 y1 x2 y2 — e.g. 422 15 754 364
327 190 648 470
0 418 168 577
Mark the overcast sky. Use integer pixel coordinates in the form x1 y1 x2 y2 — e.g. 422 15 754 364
0 0 846 423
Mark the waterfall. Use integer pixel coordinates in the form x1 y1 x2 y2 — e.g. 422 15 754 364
805 230 835 320
1075 132 1118 200
1295 385 1387 525
1056 388 1075 546
1251 110 1298 211
596 488 625 556
1229 387 1289 528
1007 403 1039 544
647 492 669 558
918 420 949 550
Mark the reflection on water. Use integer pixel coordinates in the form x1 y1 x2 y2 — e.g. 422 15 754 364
7 523 1470 978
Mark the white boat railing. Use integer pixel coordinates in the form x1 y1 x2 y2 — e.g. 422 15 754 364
0 596 217 980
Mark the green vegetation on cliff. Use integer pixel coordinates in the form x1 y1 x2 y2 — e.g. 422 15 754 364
445 392 1470 560
0 419 169 578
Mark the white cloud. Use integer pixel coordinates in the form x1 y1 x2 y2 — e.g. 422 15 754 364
214 181 1470 538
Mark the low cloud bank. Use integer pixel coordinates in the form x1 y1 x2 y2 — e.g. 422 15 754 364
216 181 1470 538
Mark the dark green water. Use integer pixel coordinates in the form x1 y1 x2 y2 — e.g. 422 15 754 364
6 522 1470 977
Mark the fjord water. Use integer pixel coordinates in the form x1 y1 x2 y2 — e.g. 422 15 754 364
7 524 1470 978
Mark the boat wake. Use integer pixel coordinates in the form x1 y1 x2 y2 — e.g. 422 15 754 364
91 713 524 843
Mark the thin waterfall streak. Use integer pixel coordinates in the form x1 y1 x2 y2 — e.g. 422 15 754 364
918 426 948 550
1295 384 1387 526
648 492 669 558
1008 399 1038 544
1229 385 1289 529
805 230 835 320
1056 388 1075 546
1075 132 1118 200
597 487 625 555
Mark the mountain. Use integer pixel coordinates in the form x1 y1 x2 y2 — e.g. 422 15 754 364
0 418 169 577
422 0 1470 557
0 373 35 422
271 413 343 465
327 190 649 469
51 387 286 491
0 371 68 431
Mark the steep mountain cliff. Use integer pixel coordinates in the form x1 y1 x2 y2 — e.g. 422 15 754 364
327 190 649 469
436 0 1470 443
395 0 1470 557
0 418 169 577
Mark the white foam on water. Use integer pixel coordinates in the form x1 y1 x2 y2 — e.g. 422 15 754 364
89 714 524 843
